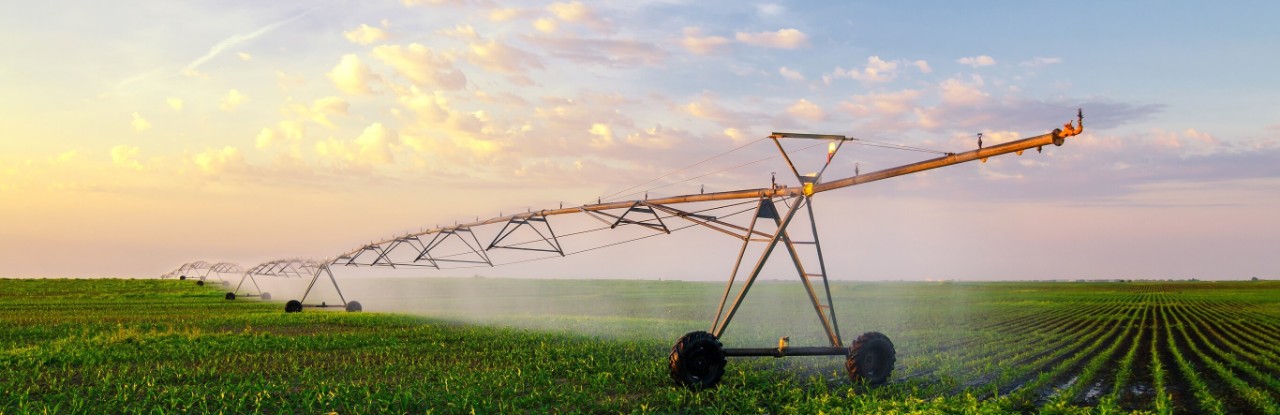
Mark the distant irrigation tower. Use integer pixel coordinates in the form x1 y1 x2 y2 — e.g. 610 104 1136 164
159 261 241 287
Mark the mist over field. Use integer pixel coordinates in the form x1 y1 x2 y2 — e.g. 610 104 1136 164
11 278 1278 413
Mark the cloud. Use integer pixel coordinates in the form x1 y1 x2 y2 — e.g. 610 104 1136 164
939 75 988 106
277 71 306 90
488 7 528 22
258 96 350 156
256 128 283 149
680 92 767 129
734 28 809 49
534 18 558 33
401 130 501 164
465 39 545 74
303 96 350 127
588 123 614 148
957 55 997 67
238 52 253 61
547 2 609 32
402 0 464 6
681 27 730 55
786 99 825 121
345 24 390 45
166 98 184 111
523 35 666 67
757 4 785 16
219 89 248 111
355 123 397 164
824 56 900 84
840 89 923 118
256 120 303 146
395 85 452 122
910 90 1160 137
723 128 745 142
328 54 379 95
1182 128 1219 145
527 92 636 143
392 86 515 167
438 24 479 40
778 66 805 81
110 145 142 170
192 146 245 174
51 150 82 164
371 43 467 90
1144 128 1223 156
913 60 932 73
315 123 399 166
1020 57 1062 67
625 124 686 149
131 112 151 132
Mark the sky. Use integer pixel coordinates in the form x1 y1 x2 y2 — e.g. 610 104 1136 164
1 1 1278 280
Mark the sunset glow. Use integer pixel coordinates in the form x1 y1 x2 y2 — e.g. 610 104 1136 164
2 2 1277 279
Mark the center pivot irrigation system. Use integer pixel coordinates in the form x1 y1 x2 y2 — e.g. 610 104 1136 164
225 259 323 304
160 261 241 287
209 111 1084 389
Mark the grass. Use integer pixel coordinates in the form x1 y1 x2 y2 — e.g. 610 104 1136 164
2 278 1280 414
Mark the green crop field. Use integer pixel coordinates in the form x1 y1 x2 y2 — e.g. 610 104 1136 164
3 278 1280 414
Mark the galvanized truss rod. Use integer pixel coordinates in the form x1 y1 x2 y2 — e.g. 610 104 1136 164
487 213 564 256
416 226 492 266
299 262 348 306
581 201 671 234
646 202 776 241
708 195 842 347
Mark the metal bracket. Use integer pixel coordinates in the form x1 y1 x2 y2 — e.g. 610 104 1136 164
416 226 493 266
486 213 565 256
299 262 349 306
648 203 774 241
583 201 670 234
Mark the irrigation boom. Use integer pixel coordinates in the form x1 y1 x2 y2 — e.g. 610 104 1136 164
339 110 1083 254
260 110 1085 390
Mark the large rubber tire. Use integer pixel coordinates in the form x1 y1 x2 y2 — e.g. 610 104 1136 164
196 280 204 286
846 331 895 385
669 331 727 389
345 301 362 312
225 292 236 300
260 292 271 301
179 275 187 280
285 300 303 313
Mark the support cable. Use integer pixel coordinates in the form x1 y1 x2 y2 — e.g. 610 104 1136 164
410 199 762 263
600 137 767 202
608 141 828 203
846 137 950 155
417 200 767 270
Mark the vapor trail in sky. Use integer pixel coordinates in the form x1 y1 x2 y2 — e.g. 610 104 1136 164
180 8 314 75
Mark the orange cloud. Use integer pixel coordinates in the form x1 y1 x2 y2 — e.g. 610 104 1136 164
734 28 809 49
681 27 730 55
344 24 389 45
371 43 467 90
328 55 379 95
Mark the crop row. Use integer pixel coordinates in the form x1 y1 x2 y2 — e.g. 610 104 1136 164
880 284 1280 414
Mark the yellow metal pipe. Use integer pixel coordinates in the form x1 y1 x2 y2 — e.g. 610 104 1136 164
340 113 1082 258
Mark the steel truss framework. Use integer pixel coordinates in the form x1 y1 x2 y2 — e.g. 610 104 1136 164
159 261 243 286
230 111 1082 387
291 261 360 312
224 259 323 301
